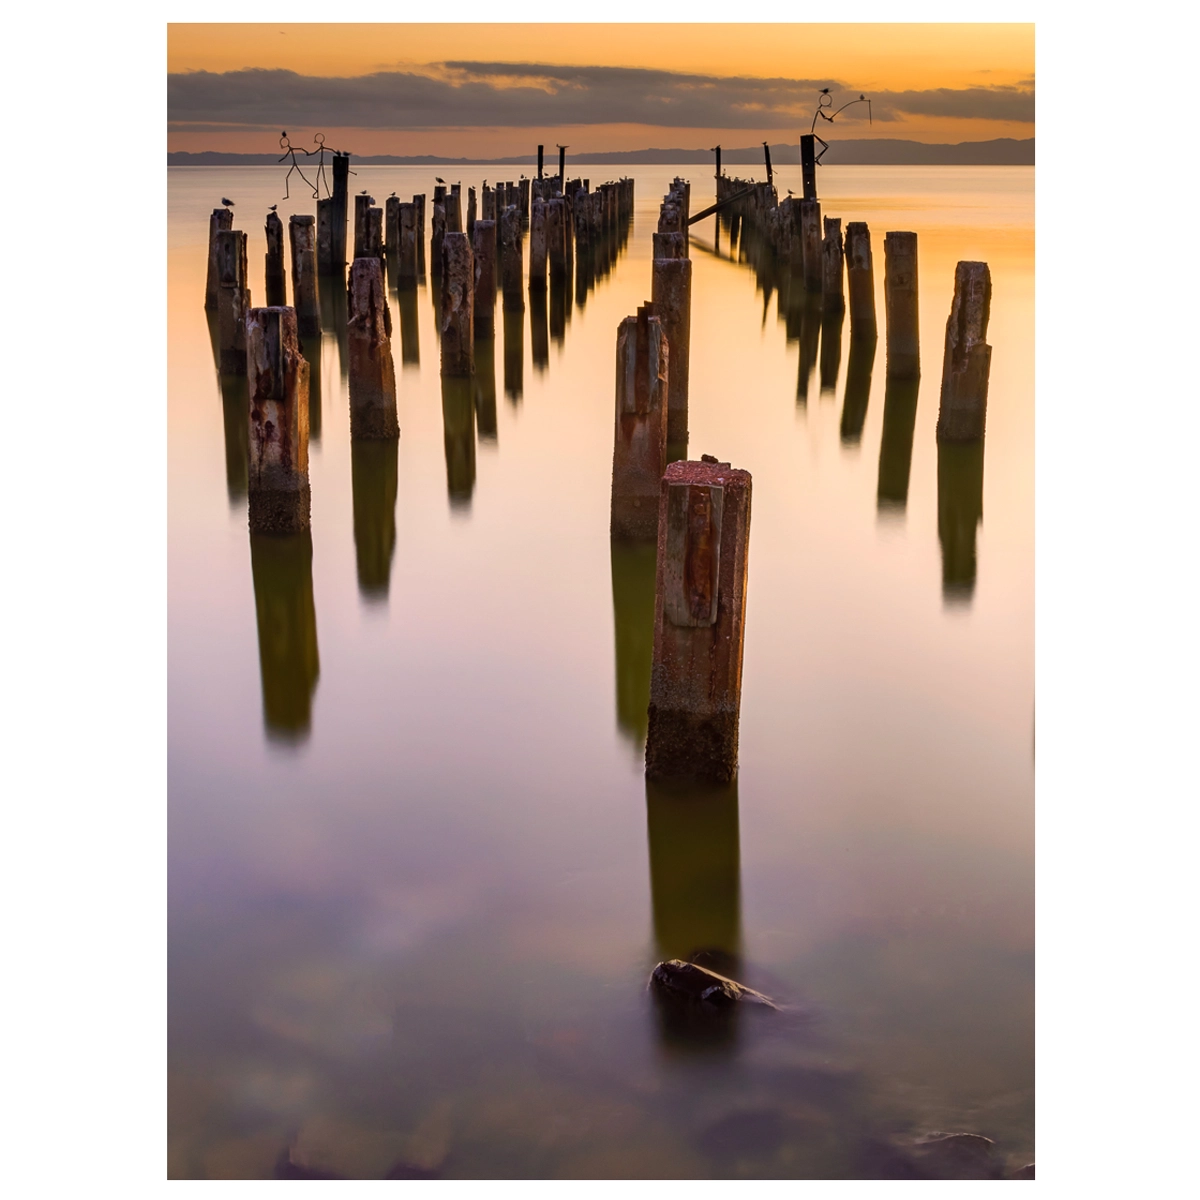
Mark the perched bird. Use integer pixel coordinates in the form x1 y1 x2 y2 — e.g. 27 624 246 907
390 191 397 197
435 177 445 184
269 204 277 212
821 87 831 95
221 198 234 208
360 189 369 195
787 189 794 196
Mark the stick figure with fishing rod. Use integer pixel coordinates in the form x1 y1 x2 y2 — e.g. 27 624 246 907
809 89 873 165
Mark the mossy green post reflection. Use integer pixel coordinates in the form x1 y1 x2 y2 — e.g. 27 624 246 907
351 440 399 601
938 439 985 603
610 538 657 750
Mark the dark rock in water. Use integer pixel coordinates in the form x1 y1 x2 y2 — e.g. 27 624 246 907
912 1132 1001 1179
1013 1162 1035 1180
650 959 778 1008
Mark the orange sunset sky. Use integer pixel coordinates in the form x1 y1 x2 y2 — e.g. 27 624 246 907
168 23 1034 157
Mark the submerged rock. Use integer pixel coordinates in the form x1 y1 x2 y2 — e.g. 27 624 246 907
650 959 778 1009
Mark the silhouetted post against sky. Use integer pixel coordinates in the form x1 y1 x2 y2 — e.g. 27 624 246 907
762 142 774 188
205 207 233 311
646 457 753 785
440 232 475 378
611 303 670 541
537 144 544 179
215 228 249 376
800 134 818 201
558 144 566 186
714 145 721 180
651 230 692 455
822 217 845 315
472 219 496 340
845 221 878 339
264 211 286 308
347 257 399 439
287 216 319 339
936 261 992 441
247 306 310 534
884 231 920 379
331 152 350 268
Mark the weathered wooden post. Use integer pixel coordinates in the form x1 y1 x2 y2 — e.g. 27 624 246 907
263 211 286 307
713 145 721 181
937 261 992 442
762 142 774 189
431 186 446 270
645 457 753 784
467 186 477 238
822 216 844 314
247 306 310 533
558 144 566 187
529 196 547 291
215 229 249 375
799 199 822 292
316 199 334 272
845 222 877 339
440 231 474 377
547 197 566 281
472 219 496 340
500 205 525 312
446 185 462 235
331 153 350 267
413 193 427 279
651 232 692 452
347 258 399 439
537 144 544 179
518 178 530 225
611 304 670 540
397 203 418 287
884 231 920 379
355 197 383 259
287 216 320 338
205 207 234 310
385 196 400 256
800 134 818 201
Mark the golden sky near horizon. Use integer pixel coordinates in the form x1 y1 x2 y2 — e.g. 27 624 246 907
167 23 1034 156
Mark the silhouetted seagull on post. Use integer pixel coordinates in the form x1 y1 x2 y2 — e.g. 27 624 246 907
221 198 234 209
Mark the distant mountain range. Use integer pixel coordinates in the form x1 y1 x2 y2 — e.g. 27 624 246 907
167 138 1034 169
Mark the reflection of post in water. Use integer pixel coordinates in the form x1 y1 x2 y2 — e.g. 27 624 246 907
796 296 822 405
840 335 877 443
610 538 657 750
218 371 249 503
529 286 549 373
877 375 921 511
646 780 742 964
318 267 349 382
249 531 320 744
350 439 398 603
473 337 498 443
441 374 476 508
574 244 591 309
549 270 566 346
300 331 323 443
502 302 524 403
938 439 985 603
779 268 805 342
396 284 420 366
819 309 844 396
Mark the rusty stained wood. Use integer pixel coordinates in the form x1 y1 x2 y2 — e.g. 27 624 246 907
663 482 723 627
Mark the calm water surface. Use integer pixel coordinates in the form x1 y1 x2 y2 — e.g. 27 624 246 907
168 164 1033 1179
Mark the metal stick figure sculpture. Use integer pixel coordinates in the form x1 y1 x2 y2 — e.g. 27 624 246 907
310 133 333 200
277 131 319 200
809 89 872 166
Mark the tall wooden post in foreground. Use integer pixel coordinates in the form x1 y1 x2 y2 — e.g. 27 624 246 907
347 258 399 439
205 207 233 311
937 261 992 441
331 153 350 268
440 231 475 377
800 134 818 201
247 306 310 533
215 229 249 375
822 217 844 314
611 304 669 541
265 212 286 307
651 231 691 452
646 457 753 784
884 231 920 379
845 222 877 339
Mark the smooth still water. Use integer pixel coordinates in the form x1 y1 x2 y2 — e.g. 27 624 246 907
168 164 1033 1179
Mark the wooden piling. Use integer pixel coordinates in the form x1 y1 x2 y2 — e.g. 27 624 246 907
413 193 427 278
799 199 822 292
206 207 234 311
347 258 399 440
446 186 462 235
215 229 249 375
651 232 692 449
529 196 547 291
611 304 670 540
472 219 496 340
316 199 334 272
762 142 774 188
440 231 474 377
800 134 818 201
500 206 525 312
646 457 753 784
537 145 544 179
558 145 566 185
331 153 350 267
547 197 567 281
247 306 310 533
821 217 844 315
845 222 877 339
385 197 400 256
287 216 320 339
431 188 446 271
884 231 920 379
397 203 418 287
355 197 383 259
266 211 290 307
937 261 992 442
467 186 477 238
518 178 530 225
